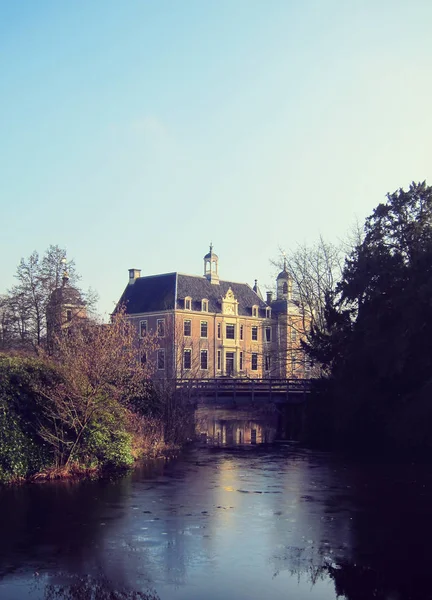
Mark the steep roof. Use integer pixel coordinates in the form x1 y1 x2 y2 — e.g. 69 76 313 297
117 273 176 313
118 272 268 317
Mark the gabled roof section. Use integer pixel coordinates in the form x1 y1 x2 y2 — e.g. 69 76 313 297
118 272 269 317
118 273 177 314
176 274 267 316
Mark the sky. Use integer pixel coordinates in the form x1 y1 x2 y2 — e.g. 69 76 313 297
1 0 432 318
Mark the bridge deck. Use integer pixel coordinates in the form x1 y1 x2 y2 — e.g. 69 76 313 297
175 378 311 400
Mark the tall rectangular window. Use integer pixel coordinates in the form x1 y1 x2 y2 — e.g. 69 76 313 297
140 320 147 337
200 350 208 370
226 324 235 339
185 298 191 310
265 326 271 342
251 326 258 341
183 349 192 370
240 324 244 340
291 329 297 342
251 353 258 371
217 322 221 339
202 299 208 312
200 321 208 338
141 351 147 365
265 355 271 371
157 349 165 370
184 319 191 336
157 319 165 337
217 350 221 370
239 351 243 371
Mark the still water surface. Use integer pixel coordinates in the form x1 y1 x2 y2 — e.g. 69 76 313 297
1 445 432 600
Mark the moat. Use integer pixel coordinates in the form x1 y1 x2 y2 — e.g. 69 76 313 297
1 444 432 600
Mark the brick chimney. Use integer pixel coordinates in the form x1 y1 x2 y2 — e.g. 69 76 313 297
128 269 141 284
266 291 273 303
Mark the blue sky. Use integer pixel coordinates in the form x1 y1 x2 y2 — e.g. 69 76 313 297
1 1 432 317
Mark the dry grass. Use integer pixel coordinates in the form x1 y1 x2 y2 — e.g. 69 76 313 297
31 462 99 481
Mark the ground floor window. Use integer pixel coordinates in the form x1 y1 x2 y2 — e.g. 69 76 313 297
226 352 235 375
200 349 208 370
157 349 165 370
251 353 258 371
183 348 192 370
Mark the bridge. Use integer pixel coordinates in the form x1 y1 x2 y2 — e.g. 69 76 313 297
175 377 312 405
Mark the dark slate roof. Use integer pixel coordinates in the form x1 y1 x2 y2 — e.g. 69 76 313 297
48 284 84 307
176 274 267 316
118 273 176 313
118 272 268 316
270 299 289 314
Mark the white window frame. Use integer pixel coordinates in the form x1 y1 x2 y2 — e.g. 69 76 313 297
202 299 209 312
217 350 221 370
251 326 258 341
266 307 271 319
251 353 258 371
184 319 191 336
265 326 271 342
183 348 192 370
185 297 192 310
157 319 165 338
226 323 235 339
200 320 208 338
252 305 258 318
200 349 208 370
217 322 221 339
239 351 243 371
157 349 165 370
139 320 147 338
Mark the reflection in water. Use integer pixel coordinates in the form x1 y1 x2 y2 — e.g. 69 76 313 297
1 448 432 599
195 406 278 445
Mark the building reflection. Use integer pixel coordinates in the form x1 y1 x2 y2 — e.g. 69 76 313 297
195 406 278 445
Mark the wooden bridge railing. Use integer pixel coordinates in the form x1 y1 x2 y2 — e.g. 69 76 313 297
175 377 312 396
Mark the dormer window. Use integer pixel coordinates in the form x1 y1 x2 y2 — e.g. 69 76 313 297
265 307 271 319
252 305 258 318
185 297 192 310
202 299 208 312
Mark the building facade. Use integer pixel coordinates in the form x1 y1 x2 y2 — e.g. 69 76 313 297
117 246 309 379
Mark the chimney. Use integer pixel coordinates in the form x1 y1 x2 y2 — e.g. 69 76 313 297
128 268 141 284
266 291 273 303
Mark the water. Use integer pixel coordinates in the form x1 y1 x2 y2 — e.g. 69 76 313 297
1 445 432 600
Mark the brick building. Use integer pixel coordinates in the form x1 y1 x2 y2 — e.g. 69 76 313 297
117 246 308 379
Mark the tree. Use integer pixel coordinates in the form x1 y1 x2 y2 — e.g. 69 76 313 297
5 245 96 352
36 307 158 468
306 181 432 450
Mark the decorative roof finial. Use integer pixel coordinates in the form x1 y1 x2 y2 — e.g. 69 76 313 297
282 251 287 271
61 257 69 286
209 242 213 253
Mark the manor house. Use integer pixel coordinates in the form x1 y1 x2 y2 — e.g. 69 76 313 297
117 246 308 379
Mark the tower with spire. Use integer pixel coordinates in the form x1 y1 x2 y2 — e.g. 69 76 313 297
203 243 219 284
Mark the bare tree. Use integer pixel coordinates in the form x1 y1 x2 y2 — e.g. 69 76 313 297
36 307 158 467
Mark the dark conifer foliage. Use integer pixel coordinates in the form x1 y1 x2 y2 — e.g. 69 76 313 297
305 182 432 452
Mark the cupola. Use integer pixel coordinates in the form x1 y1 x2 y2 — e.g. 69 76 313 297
203 243 219 284
276 259 293 300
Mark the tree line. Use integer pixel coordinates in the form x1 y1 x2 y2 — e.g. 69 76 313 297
279 181 432 454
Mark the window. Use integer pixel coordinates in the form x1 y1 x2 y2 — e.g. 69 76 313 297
265 326 271 342
157 349 165 370
251 326 258 341
202 299 208 312
226 324 235 339
141 351 147 365
157 319 165 337
239 351 243 371
217 322 221 339
266 307 271 319
200 350 208 370
184 319 191 336
183 349 192 370
200 321 208 338
139 320 147 337
66 310 72 322
291 329 297 342
265 355 271 371
252 306 258 317
217 350 221 370
185 297 192 310
226 352 235 375
251 353 258 371
240 324 244 340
